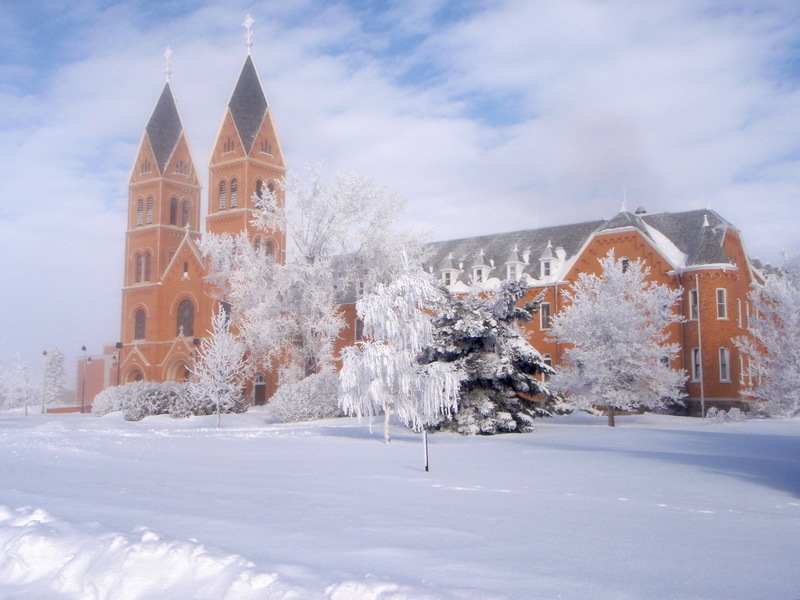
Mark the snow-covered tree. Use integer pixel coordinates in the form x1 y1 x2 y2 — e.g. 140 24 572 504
421 280 553 435
202 165 422 394
549 251 686 426
339 255 461 442
42 348 66 413
267 369 342 423
2 353 36 414
735 255 800 417
189 305 249 428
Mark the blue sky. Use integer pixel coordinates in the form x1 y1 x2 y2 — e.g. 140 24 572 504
1 0 800 384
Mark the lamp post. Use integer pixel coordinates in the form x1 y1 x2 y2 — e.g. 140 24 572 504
41 350 48 414
80 346 92 414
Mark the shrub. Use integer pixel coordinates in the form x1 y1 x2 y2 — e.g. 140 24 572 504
268 370 342 423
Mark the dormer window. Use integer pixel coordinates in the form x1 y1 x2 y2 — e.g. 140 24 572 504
473 267 484 284
443 271 452 286
541 260 552 278
508 264 519 280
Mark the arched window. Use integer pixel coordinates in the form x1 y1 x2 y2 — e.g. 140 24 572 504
719 347 730 382
177 299 195 337
254 373 267 405
255 179 263 201
218 180 227 210
265 240 274 258
146 197 154 224
144 253 151 281
181 200 190 227
135 254 143 283
543 354 552 382
169 197 178 225
134 309 146 340
136 198 144 226
230 178 238 208
129 370 144 383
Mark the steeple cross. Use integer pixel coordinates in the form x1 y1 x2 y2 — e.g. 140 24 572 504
243 14 255 53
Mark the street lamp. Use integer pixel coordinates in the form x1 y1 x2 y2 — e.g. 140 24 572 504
80 346 92 414
41 350 48 414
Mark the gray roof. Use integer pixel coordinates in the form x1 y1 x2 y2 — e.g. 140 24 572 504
228 55 268 154
423 209 738 284
145 83 183 175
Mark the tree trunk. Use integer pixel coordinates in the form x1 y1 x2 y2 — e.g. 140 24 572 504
607 404 615 427
384 408 392 443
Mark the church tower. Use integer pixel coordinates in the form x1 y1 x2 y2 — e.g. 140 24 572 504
206 27 286 261
118 65 211 384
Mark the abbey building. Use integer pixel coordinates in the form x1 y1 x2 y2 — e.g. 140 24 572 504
107 41 764 415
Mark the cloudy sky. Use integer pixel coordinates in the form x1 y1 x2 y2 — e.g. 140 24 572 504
2 0 799 384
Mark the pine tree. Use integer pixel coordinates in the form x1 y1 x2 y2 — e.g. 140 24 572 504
735 254 800 416
42 348 66 413
339 255 460 443
549 251 686 426
421 280 553 434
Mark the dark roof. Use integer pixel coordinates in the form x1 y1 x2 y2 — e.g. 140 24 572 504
228 55 268 154
640 209 732 265
145 83 183 175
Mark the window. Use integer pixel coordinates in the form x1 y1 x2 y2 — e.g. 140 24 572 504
264 241 274 258
507 264 519 280
719 347 730 382
254 374 267 405
176 299 194 337
223 137 234 153
144 253 151 281
355 318 364 342
443 271 452 286
543 354 552 382
135 254 143 283
136 198 143 226
541 303 552 329
621 257 630 273
260 139 271 154
230 178 238 208
692 347 702 382
169 197 178 225
146 197 153 224
541 260 551 278
473 267 484 284
689 288 699 320
716 288 727 319
218 181 227 210
134 309 146 340
255 179 264 200
181 200 190 227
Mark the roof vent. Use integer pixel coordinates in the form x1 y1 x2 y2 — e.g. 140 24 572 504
635 206 647 215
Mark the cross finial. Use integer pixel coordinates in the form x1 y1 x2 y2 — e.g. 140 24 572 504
243 14 255 53
164 46 173 82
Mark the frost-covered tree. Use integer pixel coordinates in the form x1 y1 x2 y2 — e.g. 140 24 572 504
189 305 249 428
735 255 800 417
3 353 36 414
339 255 461 443
549 251 686 426
421 280 553 435
42 348 66 413
202 165 421 393
267 369 342 423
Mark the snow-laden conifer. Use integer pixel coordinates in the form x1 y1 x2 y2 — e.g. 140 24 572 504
735 255 800 417
549 251 685 426
339 254 460 442
1 353 36 414
421 280 553 434
189 305 248 428
42 348 66 413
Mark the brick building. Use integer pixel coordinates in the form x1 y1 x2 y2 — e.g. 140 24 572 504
100 43 764 414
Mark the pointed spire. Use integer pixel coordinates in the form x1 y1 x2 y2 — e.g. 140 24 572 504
146 83 183 175
703 214 710 228
621 185 628 213
228 55 268 154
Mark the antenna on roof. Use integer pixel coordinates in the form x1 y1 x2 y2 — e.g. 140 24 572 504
243 14 255 54
702 183 711 210
621 185 628 212
164 47 173 82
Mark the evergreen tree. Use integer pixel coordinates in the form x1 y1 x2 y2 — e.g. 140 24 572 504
42 348 66 413
421 280 553 435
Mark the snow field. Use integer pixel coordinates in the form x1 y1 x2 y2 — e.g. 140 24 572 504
0 410 798 599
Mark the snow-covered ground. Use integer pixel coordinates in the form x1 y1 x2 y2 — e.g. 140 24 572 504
0 410 798 599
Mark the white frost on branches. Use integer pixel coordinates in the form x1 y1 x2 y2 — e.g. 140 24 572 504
549 251 686 425
189 305 248 428
339 255 460 442
735 255 800 417
201 165 423 394
1 353 36 414
42 348 66 412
